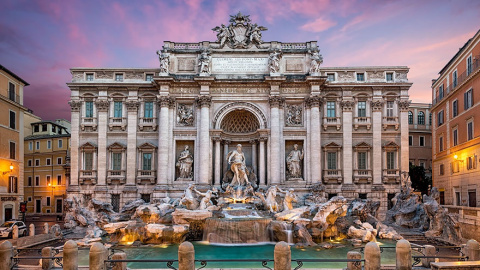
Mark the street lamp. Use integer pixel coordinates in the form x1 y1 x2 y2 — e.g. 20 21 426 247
2 163 13 175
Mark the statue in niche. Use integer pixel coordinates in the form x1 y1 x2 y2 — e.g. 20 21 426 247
180 184 199 210
268 50 282 73
278 187 298 211
156 50 170 74
198 50 211 75
227 144 249 187
177 104 194 126
286 144 304 179
176 146 193 179
308 49 323 74
285 104 302 126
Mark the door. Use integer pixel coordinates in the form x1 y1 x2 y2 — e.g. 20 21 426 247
56 199 63 213
4 208 12 221
35 199 41 213
469 190 477 207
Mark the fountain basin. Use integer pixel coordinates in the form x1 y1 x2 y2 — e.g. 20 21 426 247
203 217 272 244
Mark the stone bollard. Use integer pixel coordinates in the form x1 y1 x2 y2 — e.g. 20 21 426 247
421 245 435 268
178 241 195 270
274 241 291 270
63 240 78 270
396 239 412 270
111 252 127 270
0 241 13 270
44 223 49 234
29 224 35 236
364 241 381 270
465 239 480 261
12 225 19 239
42 246 54 270
347 251 362 270
90 242 107 270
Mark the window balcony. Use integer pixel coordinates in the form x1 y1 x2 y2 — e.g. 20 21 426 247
382 116 399 130
107 170 126 184
353 117 371 130
109 117 127 131
382 169 400 184
323 117 341 131
79 170 97 184
139 117 157 131
322 169 342 184
81 117 97 131
353 169 372 183
136 170 156 184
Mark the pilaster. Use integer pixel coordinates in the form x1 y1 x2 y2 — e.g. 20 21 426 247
95 99 109 186
158 96 174 185
196 95 212 185
371 99 384 185
269 95 284 184
306 95 322 184
68 99 81 189
125 99 139 186
398 99 411 174
341 98 354 185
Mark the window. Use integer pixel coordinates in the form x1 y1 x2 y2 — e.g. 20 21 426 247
8 82 15 101
419 136 425 147
429 113 432 125
42 124 47 131
439 136 444 152
467 155 477 170
419 162 425 168
408 111 413 124
467 56 473 76
86 73 94 81
114 101 122 118
327 101 336 117
35 159 40 166
142 153 152 170
28 142 33 151
439 164 444 175
144 102 154 118
439 84 444 99
327 152 337 170
56 199 63 213
47 140 51 149
467 121 474 141
438 110 444 126
386 72 393 82
451 161 460 173
46 175 51 186
141 194 151 203
9 111 16 129
34 125 39 132
357 152 367 170
28 176 32 186
327 73 335 82
409 136 413 146
356 73 365 81
85 101 94 118
359 193 367 199
58 139 63 148
46 158 51 166
452 100 458 117
386 101 394 117
9 142 15 159
388 193 395 210
57 175 62 185
455 192 461 206
386 151 395 170
111 194 120 212
57 157 62 165
418 111 425 125
35 176 40 186
36 141 40 150
28 197 32 202
112 153 122 170
357 101 366 117
453 70 458 88
115 73 123 82
52 125 56 132
469 190 477 207
145 74 154 81
84 152 93 170
464 89 473 110
27 160 32 167
8 176 17 193
453 128 458 146
46 197 51 207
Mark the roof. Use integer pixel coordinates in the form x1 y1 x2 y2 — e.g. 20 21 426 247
0 65 29 86
438 29 480 75
24 134 71 141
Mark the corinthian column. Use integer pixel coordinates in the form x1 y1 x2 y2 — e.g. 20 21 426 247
259 137 267 185
126 99 139 186
269 96 284 184
307 96 322 183
213 137 222 186
197 95 212 185
398 99 411 175
157 96 174 185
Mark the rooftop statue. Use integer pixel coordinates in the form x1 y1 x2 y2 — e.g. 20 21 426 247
156 49 170 74
198 50 211 75
212 12 268 49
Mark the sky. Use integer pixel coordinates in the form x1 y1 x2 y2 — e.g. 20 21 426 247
1 0 480 121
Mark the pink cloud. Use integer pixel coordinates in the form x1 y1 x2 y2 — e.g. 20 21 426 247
300 17 337 32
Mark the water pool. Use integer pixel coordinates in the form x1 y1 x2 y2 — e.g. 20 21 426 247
79 240 398 269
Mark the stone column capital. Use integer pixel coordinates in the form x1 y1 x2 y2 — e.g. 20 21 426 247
196 95 212 107
223 139 231 145
306 95 323 108
249 139 258 145
68 100 82 112
95 99 109 111
259 136 268 142
340 100 355 111
398 100 411 112
370 99 384 112
269 95 285 107
158 96 175 107
213 137 222 142
126 100 140 111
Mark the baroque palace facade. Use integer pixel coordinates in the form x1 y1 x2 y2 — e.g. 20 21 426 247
67 14 411 217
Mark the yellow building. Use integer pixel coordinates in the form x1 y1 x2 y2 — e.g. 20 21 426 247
24 121 70 220
0 65 29 223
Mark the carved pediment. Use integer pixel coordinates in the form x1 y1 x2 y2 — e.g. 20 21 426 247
138 142 157 150
107 142 126 151
323 142 342 150
80 142 97 150
383 141 399 150
354 142 372 150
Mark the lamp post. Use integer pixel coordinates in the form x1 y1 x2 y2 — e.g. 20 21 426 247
1 163 13 175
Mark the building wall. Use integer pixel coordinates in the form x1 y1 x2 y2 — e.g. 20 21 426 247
432 30 480 207
408 103 432 172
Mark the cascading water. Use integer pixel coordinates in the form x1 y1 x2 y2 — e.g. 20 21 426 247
203 217 272 244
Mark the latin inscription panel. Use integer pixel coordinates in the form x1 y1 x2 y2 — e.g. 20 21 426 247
212 57 269 73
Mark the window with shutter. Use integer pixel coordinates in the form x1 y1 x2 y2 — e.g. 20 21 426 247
144 102 153 118
112 153 122 170
85 101 94 117
327 152 337 170
84 153 93 170
358 152 367 170
143 153 152 170
9 111 16 129
114 101 123 117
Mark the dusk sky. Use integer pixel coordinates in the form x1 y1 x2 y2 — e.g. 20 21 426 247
1 0 480 121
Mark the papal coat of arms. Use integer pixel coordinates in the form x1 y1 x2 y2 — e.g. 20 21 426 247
212 12 268 49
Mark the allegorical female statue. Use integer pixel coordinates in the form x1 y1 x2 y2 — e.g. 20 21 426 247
286 144 304 179
227 144 249 186
176 146 193 179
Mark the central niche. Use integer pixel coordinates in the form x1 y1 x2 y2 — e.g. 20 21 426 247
220 109 260 133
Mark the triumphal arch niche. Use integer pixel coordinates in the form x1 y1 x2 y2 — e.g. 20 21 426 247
68 12 411 216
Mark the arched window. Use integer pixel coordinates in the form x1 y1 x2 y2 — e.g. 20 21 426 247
408 111 413 124
418 111 425 125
